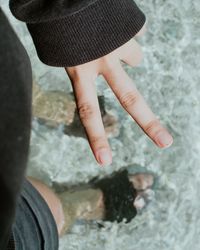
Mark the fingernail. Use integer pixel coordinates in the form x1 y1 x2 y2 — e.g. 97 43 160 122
96 149 112 166
155 131 173 148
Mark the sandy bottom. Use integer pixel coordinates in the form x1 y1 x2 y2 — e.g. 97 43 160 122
1 0 200 249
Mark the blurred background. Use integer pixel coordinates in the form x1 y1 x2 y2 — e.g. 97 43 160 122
1 0 200 249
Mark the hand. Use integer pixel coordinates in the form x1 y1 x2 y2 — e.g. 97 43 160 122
65 26 173 166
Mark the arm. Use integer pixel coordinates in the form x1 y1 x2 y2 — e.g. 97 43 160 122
9 0 146 67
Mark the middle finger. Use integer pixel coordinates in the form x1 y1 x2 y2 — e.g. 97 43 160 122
102 62 173 148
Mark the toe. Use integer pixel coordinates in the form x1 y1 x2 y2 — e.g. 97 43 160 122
134 195 146 210
129 173 154 190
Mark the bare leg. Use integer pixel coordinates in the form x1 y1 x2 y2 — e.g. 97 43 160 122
27 177 65 236
28 173 154 236
58 188 104 234
27 177 104 235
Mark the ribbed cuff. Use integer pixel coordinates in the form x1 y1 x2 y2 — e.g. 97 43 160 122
28 0 146 67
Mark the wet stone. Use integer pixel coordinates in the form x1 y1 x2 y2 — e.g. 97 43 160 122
33 82 119 138
32 82 76 127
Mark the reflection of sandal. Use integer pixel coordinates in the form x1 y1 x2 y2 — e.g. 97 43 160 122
58 170 154 234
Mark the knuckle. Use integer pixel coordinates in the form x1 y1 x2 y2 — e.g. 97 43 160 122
90 136 105 145
90 136 108 148
144 119 161 135
78 103 94 122
120 91 139 109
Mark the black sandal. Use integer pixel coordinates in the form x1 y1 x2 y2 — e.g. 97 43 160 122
90 169 137 223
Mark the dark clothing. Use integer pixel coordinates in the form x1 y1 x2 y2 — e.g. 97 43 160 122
0 1 146 249
8 180 59 250
0 8 32 250
10 0 146 67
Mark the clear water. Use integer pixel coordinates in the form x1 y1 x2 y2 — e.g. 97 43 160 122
1 0 200 249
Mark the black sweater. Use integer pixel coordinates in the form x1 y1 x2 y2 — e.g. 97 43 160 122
0 0 145 249
10 0 146 67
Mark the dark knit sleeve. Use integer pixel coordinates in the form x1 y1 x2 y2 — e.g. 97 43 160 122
9 0 146 67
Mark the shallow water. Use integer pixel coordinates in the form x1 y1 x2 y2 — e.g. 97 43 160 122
1 0 200 249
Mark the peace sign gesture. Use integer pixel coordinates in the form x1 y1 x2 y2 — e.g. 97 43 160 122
65 27 173 166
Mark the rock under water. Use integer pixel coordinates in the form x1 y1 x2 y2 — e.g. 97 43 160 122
1 0 200 249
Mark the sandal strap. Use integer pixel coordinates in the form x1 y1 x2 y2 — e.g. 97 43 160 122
92 170 137 223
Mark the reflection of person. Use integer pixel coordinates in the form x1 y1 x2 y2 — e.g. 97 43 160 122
0 1 173 249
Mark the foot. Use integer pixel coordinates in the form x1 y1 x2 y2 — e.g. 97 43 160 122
58 172 154 234
129 173 155 211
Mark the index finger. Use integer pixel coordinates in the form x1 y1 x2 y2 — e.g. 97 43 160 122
66 70 112 166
